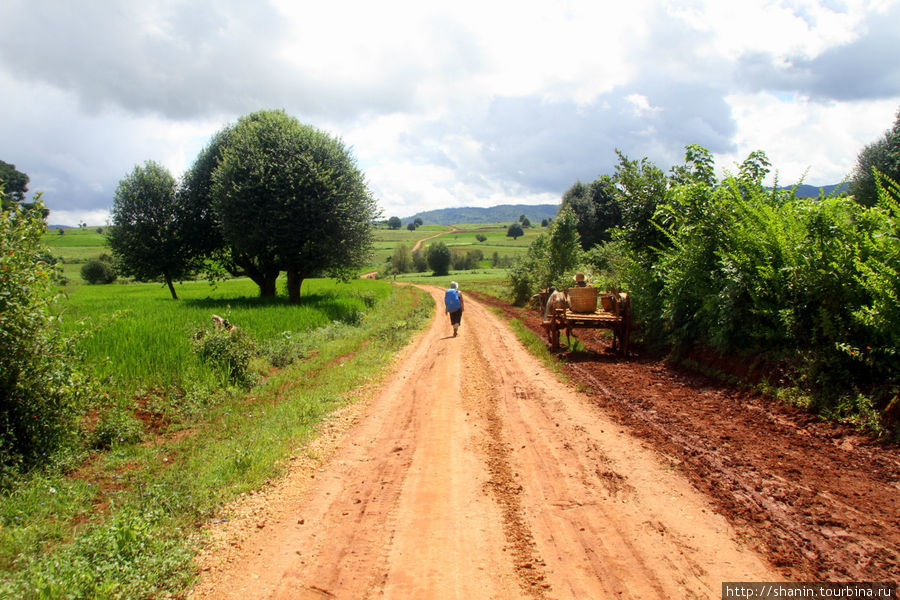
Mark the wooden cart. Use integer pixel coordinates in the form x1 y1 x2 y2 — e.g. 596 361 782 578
541 291 632 354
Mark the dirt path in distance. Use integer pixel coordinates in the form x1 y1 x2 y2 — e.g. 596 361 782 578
188 286 776 599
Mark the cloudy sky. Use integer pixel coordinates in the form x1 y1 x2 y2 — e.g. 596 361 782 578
1 0 899 226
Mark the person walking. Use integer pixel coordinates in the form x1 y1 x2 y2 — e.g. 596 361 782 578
444 281 464 337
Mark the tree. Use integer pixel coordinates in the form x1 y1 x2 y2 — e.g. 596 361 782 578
547 206 582 284
426 241 451 276
108 161 191 299
414 217 423 227
541 218 549 227
613 150 669 261
387 216 402 230
519 214 527 223
406 222 416 231
522 217 532 228
476 234 487 242
560 176 621 250
507 223 524 239
850 107 900 207
391 243 413 274
0 160 29 209
210 110 378 303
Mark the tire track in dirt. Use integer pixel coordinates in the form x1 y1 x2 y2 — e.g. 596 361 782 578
462 330 550 597
189 286 779 599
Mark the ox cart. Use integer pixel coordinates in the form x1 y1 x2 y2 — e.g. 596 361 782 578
539 288 632 355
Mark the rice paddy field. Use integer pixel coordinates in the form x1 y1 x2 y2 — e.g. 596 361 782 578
59 277 391 393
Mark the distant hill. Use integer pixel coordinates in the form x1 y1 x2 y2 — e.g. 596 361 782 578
403 203 558 226
777 182 850 198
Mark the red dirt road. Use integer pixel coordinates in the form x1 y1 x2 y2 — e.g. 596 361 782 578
189 287 777 599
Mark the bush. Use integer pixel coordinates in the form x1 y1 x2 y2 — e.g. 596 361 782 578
81 257 117 284
89 407 144 449
1 193 92 468
451 249 483 271
426 241 451 276
191 325 259 388
412 250 428 272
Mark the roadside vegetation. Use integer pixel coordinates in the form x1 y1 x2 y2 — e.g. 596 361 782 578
0 230 431 597
503 114 900 436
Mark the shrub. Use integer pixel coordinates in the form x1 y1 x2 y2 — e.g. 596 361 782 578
81 258 117 284
89 407 144 449
191 325 259 388
426 241 451 276
412 250 428 272
476 234 487 242
1 193 92 468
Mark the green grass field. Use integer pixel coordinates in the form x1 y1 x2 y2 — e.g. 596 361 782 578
59 277 391 393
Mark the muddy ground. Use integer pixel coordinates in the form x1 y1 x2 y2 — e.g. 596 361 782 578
474 291 900 584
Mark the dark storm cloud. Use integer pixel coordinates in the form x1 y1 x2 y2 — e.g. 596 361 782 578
454 79 736 194
736 3 900 100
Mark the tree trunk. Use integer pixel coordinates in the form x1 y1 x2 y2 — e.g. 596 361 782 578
239 259 279 298
259 272 278 298
286 268 304 305
165 275 178 300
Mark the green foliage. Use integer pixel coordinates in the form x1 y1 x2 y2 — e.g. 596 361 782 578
507 234 550 305
547 206 582 283
390 243 414 274
560 176 621 249
507 206 583 305
426 241 452 276
387 216 402 229
0 194 92 468
89 406 144 449
191 324 260 388
108 161 189 299
412 249 428 272
451 249 483 271
506 222 524 239
0 161 29 208
210 110 379 303
476 234 487 242
849 107 900 207
80 256 117 285
613 150 670 261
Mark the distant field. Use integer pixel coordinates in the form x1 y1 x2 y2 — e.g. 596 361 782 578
42 228 109 281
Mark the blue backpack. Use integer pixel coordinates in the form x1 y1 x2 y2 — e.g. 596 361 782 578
444 288 461 311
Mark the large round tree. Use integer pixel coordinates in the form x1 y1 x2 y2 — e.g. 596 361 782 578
209 110 379 303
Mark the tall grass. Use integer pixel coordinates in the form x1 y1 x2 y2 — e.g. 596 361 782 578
59 277 388 392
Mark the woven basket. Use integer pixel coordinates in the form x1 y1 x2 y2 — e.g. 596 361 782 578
567 286 598 313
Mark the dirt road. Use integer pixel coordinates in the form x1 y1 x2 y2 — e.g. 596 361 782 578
189 287 776 599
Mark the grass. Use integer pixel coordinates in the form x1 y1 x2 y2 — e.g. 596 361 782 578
1 281 433 599
58 277 388 393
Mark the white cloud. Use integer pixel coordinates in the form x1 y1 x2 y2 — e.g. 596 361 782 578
721 92 899 185
1 0 899 224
